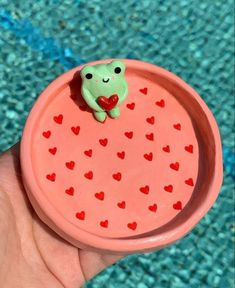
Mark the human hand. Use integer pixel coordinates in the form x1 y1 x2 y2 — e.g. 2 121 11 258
0 144 123 288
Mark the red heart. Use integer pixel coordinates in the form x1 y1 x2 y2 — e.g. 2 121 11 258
98 94 119 111
173 123 181 130
124 131 133 139
42 130 51 138
65 187 74 196
113 172 122 181
164 185 173 193
140 185 150 194
79 104 88 111
170 162 179 171
162 145 170 152
185 145 193 153
173 201 182 210
149 203 157 212
146 133 154 141
185 178 194 186
95 191 104 201
146 116 155 125
66 161 75 170
127 222 137 230
48 147 57 155
144 152 153 161
84 149 92 157
71 126 80 135
99 138 108 146
100 220 108 228
54 114 63 124
117 151 125 159
139 87 148 95
117 201 126 209
126 102 135 110
76 211 85 220
155 99 165 107
84 171 93 180
46 173 56 182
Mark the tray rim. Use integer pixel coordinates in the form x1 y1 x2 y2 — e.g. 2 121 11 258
20 58 223 253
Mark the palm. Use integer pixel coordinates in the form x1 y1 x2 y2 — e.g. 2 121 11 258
0 144 123 288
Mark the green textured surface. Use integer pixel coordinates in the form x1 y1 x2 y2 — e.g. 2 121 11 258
0 1 234 287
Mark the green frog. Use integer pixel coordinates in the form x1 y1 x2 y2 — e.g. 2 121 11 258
80 60 128 122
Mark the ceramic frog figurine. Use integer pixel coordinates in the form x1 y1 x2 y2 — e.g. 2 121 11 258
80 60 128 122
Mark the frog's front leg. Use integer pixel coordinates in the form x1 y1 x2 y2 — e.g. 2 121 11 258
108 86 127 119
82 87 107 122
94 111 107 122
108 107 120 119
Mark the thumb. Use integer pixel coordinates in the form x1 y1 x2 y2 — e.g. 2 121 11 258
0 187 19 281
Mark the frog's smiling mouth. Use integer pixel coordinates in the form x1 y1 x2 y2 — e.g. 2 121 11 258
102 78 110 83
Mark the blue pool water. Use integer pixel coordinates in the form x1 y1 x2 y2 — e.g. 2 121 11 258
0 1 234 287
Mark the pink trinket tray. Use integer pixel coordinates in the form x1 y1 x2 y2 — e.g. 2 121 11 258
20 59 223 254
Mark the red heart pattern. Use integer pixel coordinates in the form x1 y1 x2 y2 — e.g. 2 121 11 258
146 116 155 125
46 173 56 182
71 126 80 135
124 131 133 139
113 172 122 181
76 211 85 220
84 149 92 157
140 185 150 194
164 185 173 193
162 145 170 153
43 130 51 138
185 178 194 186
185 145 193 153
173 123 181 130
84 171 93 180
49 147 57 155
66 161 75 170
156 99 165 107
99 138 108 146
95 191 104 201
65 187 74 196
144 152 153 161
170 162 179 171
146 133 154 141
126 102 135 110
117 201 126 209
173 201 182 210
40 84 197 236
100 220 109 228
127 222 137 230
117 151 125 159
148 203 157 212
54 114 63 124
139 87 148 95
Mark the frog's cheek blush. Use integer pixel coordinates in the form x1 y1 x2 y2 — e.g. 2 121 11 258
20 59 223 254
112 76 115 80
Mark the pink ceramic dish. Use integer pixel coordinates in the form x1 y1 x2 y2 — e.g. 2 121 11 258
20 59 223 254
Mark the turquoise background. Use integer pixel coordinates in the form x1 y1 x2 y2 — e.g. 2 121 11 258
0 1 234 287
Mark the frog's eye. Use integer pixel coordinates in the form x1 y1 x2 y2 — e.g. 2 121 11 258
85 73 93 79
114 67 121 74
